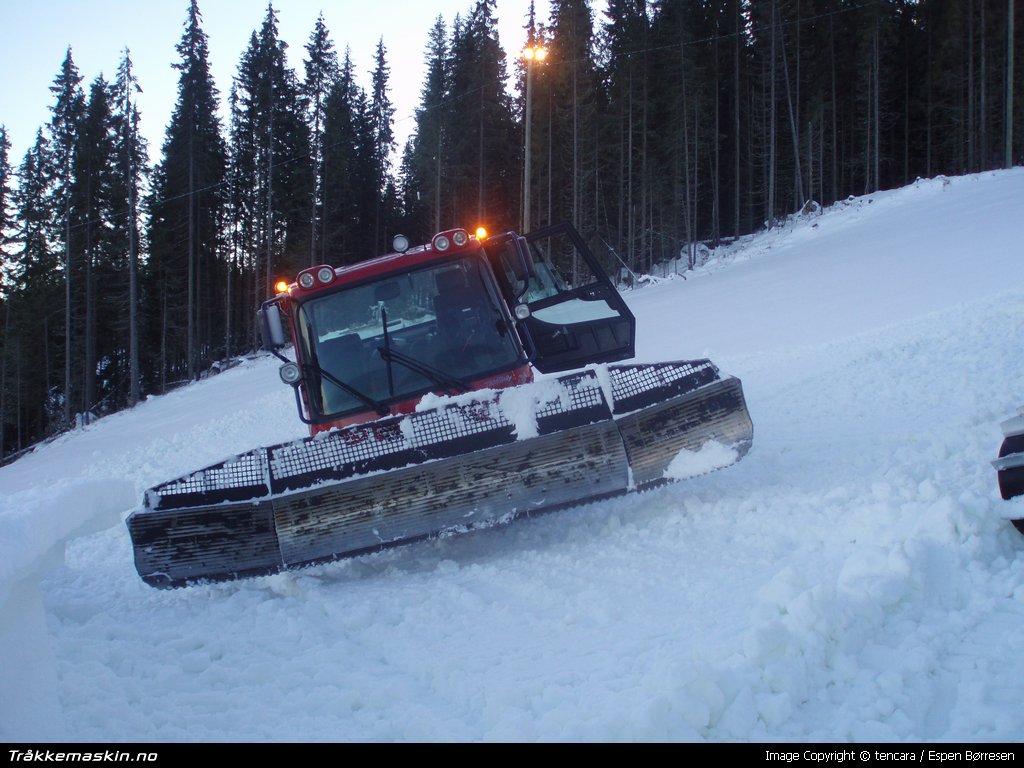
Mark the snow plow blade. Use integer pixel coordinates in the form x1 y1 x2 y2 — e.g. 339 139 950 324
992 408 1024 535
127 360 753 588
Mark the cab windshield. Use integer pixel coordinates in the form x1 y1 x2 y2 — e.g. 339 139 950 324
296 256 522 418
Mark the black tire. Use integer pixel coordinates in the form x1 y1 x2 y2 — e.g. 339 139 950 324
997 435 1024 500
997 433 1024 460
997 435 1024 536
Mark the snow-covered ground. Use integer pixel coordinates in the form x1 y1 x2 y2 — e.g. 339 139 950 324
2 170 1024 742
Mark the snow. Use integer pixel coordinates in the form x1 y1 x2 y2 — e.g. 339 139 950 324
416 376 586 441
664 441 739 481
3 169 1024 742
1000 410 1024 439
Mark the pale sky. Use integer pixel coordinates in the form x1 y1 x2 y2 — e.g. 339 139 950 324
0 0 555 166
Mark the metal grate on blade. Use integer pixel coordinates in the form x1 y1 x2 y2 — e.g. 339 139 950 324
608 360 721 415
407 400 512 445
270 420 407 482
270 400 514 484
145 368 616 510
534 372 605 420
147 449 270 511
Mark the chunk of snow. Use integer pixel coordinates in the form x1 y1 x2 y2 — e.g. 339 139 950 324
663 441 738 481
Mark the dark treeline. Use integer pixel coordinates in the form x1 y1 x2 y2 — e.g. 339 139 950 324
0 0 1021 456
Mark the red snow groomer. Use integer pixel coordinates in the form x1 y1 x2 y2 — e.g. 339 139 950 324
127 223 753 588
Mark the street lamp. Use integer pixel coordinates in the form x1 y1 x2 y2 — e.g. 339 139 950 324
522 44 547 233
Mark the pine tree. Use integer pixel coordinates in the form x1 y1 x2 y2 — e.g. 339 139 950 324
0 126 13 456
111 48 148 406
73 77 118 417
231 2 314 299
148 0 228 385
8 132 63 446
47 48 85 426
402 15 449 239
302 13 339 266
320 50 375 265
0 126 11 252
445 0 519 230
9 133 57 317
231 30 269 314
1007 0 1015 168
369 38 397 254
227 78 257 349
547 0 601 275
652 1 717 263
602 0 651 269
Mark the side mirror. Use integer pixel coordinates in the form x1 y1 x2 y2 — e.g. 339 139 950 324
259 301 287 350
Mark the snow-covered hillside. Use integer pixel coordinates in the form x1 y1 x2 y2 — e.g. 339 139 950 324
2 170 1024 742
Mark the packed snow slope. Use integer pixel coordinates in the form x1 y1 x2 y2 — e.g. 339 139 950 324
3 170 1024 743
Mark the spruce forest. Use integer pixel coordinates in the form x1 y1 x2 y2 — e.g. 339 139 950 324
0 0 1020 459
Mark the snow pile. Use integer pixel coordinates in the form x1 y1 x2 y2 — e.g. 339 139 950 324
417 376 580 441
1 169 1024 742
663 442 739 481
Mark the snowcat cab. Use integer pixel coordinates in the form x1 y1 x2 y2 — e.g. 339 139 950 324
259 223 637 433
127 223 753 588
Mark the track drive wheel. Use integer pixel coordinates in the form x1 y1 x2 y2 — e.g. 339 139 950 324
997 435 1024 536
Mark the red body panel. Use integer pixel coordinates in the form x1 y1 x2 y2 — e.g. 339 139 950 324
283 235 480 301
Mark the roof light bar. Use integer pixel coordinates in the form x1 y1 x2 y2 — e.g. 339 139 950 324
432 228 472 253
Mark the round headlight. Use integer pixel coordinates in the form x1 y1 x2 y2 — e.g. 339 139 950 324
317 266 335 284
393 234 410 253
434 235 450 252
279 362 302 386
298 272 316 289
452 230 469 247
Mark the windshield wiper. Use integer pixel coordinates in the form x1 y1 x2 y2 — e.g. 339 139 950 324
377 307 470 394
305 339 389 417
377 347 471 393
313 365 391 417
